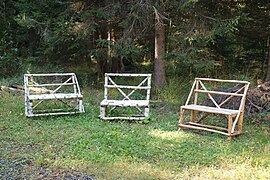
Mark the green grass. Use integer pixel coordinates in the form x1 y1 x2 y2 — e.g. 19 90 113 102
1 88 270 179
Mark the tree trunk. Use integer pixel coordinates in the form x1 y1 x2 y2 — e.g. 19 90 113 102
266 37 270 81
109 28 123 73
154 19 166 86
95 28 108 79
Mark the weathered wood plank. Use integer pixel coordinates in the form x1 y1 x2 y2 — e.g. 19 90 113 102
181 104 239 115
101 100 149 106
102 116 146 120
105 85 150 89
105 73 151 77
28 83 75 87
195 77 249 84
194 89 244 97
188 122 228 131
25 73 75 76
29 93 83 100
178 124 240 137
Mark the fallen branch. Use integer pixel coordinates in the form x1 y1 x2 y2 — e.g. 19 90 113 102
0 86 24 95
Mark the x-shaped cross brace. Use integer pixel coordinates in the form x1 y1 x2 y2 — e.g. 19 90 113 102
108 76 149 115
31 77 73 110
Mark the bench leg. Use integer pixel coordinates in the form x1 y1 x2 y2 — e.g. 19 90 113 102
26 99 33 117
100 106 106 120
78 99 84 113
228 115 233 139
238 112 244 134
190 110 196 122
144 106 150 118
178 108 186 129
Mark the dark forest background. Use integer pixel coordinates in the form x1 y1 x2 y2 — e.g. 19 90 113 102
1 0 269 86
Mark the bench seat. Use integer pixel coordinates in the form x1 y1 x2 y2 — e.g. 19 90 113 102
181 104 239 116
101 100 149 107
28 93 83 100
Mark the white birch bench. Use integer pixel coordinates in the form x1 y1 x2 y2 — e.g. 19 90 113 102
24 73 84 117
178 78 250 139
100 73 151 120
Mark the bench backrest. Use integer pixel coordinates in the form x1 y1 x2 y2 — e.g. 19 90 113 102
185 78 250 111
24 73 84 117
24 73 81 96
103 73 151 101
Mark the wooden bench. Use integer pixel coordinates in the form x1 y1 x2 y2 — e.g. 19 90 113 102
24 73 84 117
178 78 250 139
100 73 151 120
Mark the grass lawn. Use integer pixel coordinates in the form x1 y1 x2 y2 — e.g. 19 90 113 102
1 89 270 179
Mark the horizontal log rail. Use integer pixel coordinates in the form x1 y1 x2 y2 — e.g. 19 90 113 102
105 85 150 89
194 90 244 96
28 83 75 87
195 77 249 84
25 73 75 76
105 73 151 77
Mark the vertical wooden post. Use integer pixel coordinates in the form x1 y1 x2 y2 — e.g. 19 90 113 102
194 79 199 105
104 74 108 100
101 73 109 119
190 80 199 122
72 74 77 94
238 112 244 133
24 75 31 116
178 108 185 129
237 83 249 133
73 74 84 113
145 75 151 118
231 83 250 133
228 115 233 139
71 74 79 110
100 106 106 119
146 75 151 102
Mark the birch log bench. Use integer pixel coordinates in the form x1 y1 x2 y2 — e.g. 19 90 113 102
178 78 250 139
24 73 84 117
100 73 151 120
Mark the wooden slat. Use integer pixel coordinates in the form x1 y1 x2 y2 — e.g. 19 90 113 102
194 90 244 97
179 124 240 137
102 116 146 120
28 83 75 87
33 108 75 113
188 122 228 131
231 83 250 133
105 85 150 89
195 78 249 84
106 73 151 77
27 111 81 117
29 93 82 100
185 80 196 106
25 73 74 76
181 104 238 115
101 100 149 107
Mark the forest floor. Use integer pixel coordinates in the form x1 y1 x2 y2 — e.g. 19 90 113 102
1 89 270 179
